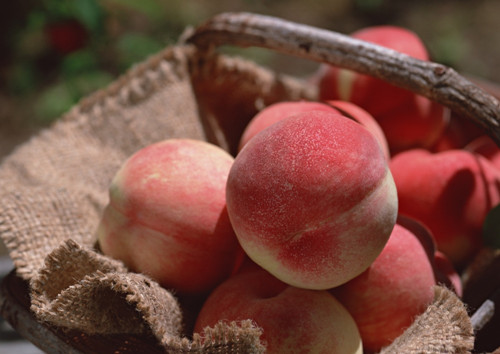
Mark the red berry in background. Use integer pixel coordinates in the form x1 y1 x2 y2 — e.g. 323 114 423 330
45 19 88 55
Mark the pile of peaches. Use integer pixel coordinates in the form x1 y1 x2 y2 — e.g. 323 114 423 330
96 25 500 353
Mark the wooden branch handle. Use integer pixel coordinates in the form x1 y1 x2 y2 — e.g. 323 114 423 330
185 12 500 146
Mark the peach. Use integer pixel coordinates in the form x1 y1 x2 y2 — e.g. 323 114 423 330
97 138 243 294
317 25 449 153
330 223 436 353
326 100 390 160
389 149 500 268
465 135 500 171
237 100 337 151
396 215 462 296
434 250 463 297
226 110 398 290
431 112 485 152
194 268 363 354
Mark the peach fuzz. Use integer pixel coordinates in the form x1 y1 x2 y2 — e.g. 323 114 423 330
389 148 500 268
226 110 398 290
237 100 337 151
194 268 363 354
317 25 449 153
325 100 390 160
97 138 243 295
329 223 436 353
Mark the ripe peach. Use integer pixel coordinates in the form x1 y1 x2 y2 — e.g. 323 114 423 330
226 110 398 290
325 100 390 160
389 149 500 268
97 139 243 294
317 25 449 153
434 250 463 297
330 223 436 352
465 135 500 172
430 112 485 152
396 215 462 296
194 268 363 354
237 100 337 151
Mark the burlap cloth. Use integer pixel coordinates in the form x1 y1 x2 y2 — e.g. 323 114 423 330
0 40 475 353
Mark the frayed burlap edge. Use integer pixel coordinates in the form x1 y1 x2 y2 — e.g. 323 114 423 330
30 239 183 339
0 43 313 352
189 320 265 354
29 239 266 353
380 286 474 354
0 43 314 282
27 237 476 353
0 40 476 352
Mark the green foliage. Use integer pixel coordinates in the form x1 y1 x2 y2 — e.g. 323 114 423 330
61 50 99 76
34 82 75 123
116 33 165 70
73 0 105 34
3 0 498 127
425 18 468 67
355 0 385 11
3 0 178 123
35 69 113 123
7 63 37 94
483 203 500 249
103 0 166 22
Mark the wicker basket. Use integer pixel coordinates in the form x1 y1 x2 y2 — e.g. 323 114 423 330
0 12 499 353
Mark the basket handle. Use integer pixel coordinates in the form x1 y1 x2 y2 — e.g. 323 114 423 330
184 12 500 146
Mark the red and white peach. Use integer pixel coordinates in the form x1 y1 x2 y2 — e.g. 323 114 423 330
329 223 436 352
395 215 462 296
97 138 243 295
194 268 363 354
465 135 500 172
317 25 449 153
434 250 463 297
326 100 390 161
226 110 398 290
237 100 337 151
389 148 500 268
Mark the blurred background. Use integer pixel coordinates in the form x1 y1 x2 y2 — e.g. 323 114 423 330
1 0 499 160
0 0 498 352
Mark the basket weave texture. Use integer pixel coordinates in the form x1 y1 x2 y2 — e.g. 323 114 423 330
0 42 474 353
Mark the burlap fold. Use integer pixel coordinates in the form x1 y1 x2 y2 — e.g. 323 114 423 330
30 239 182 338
380 286 474 354
0 41 475 352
